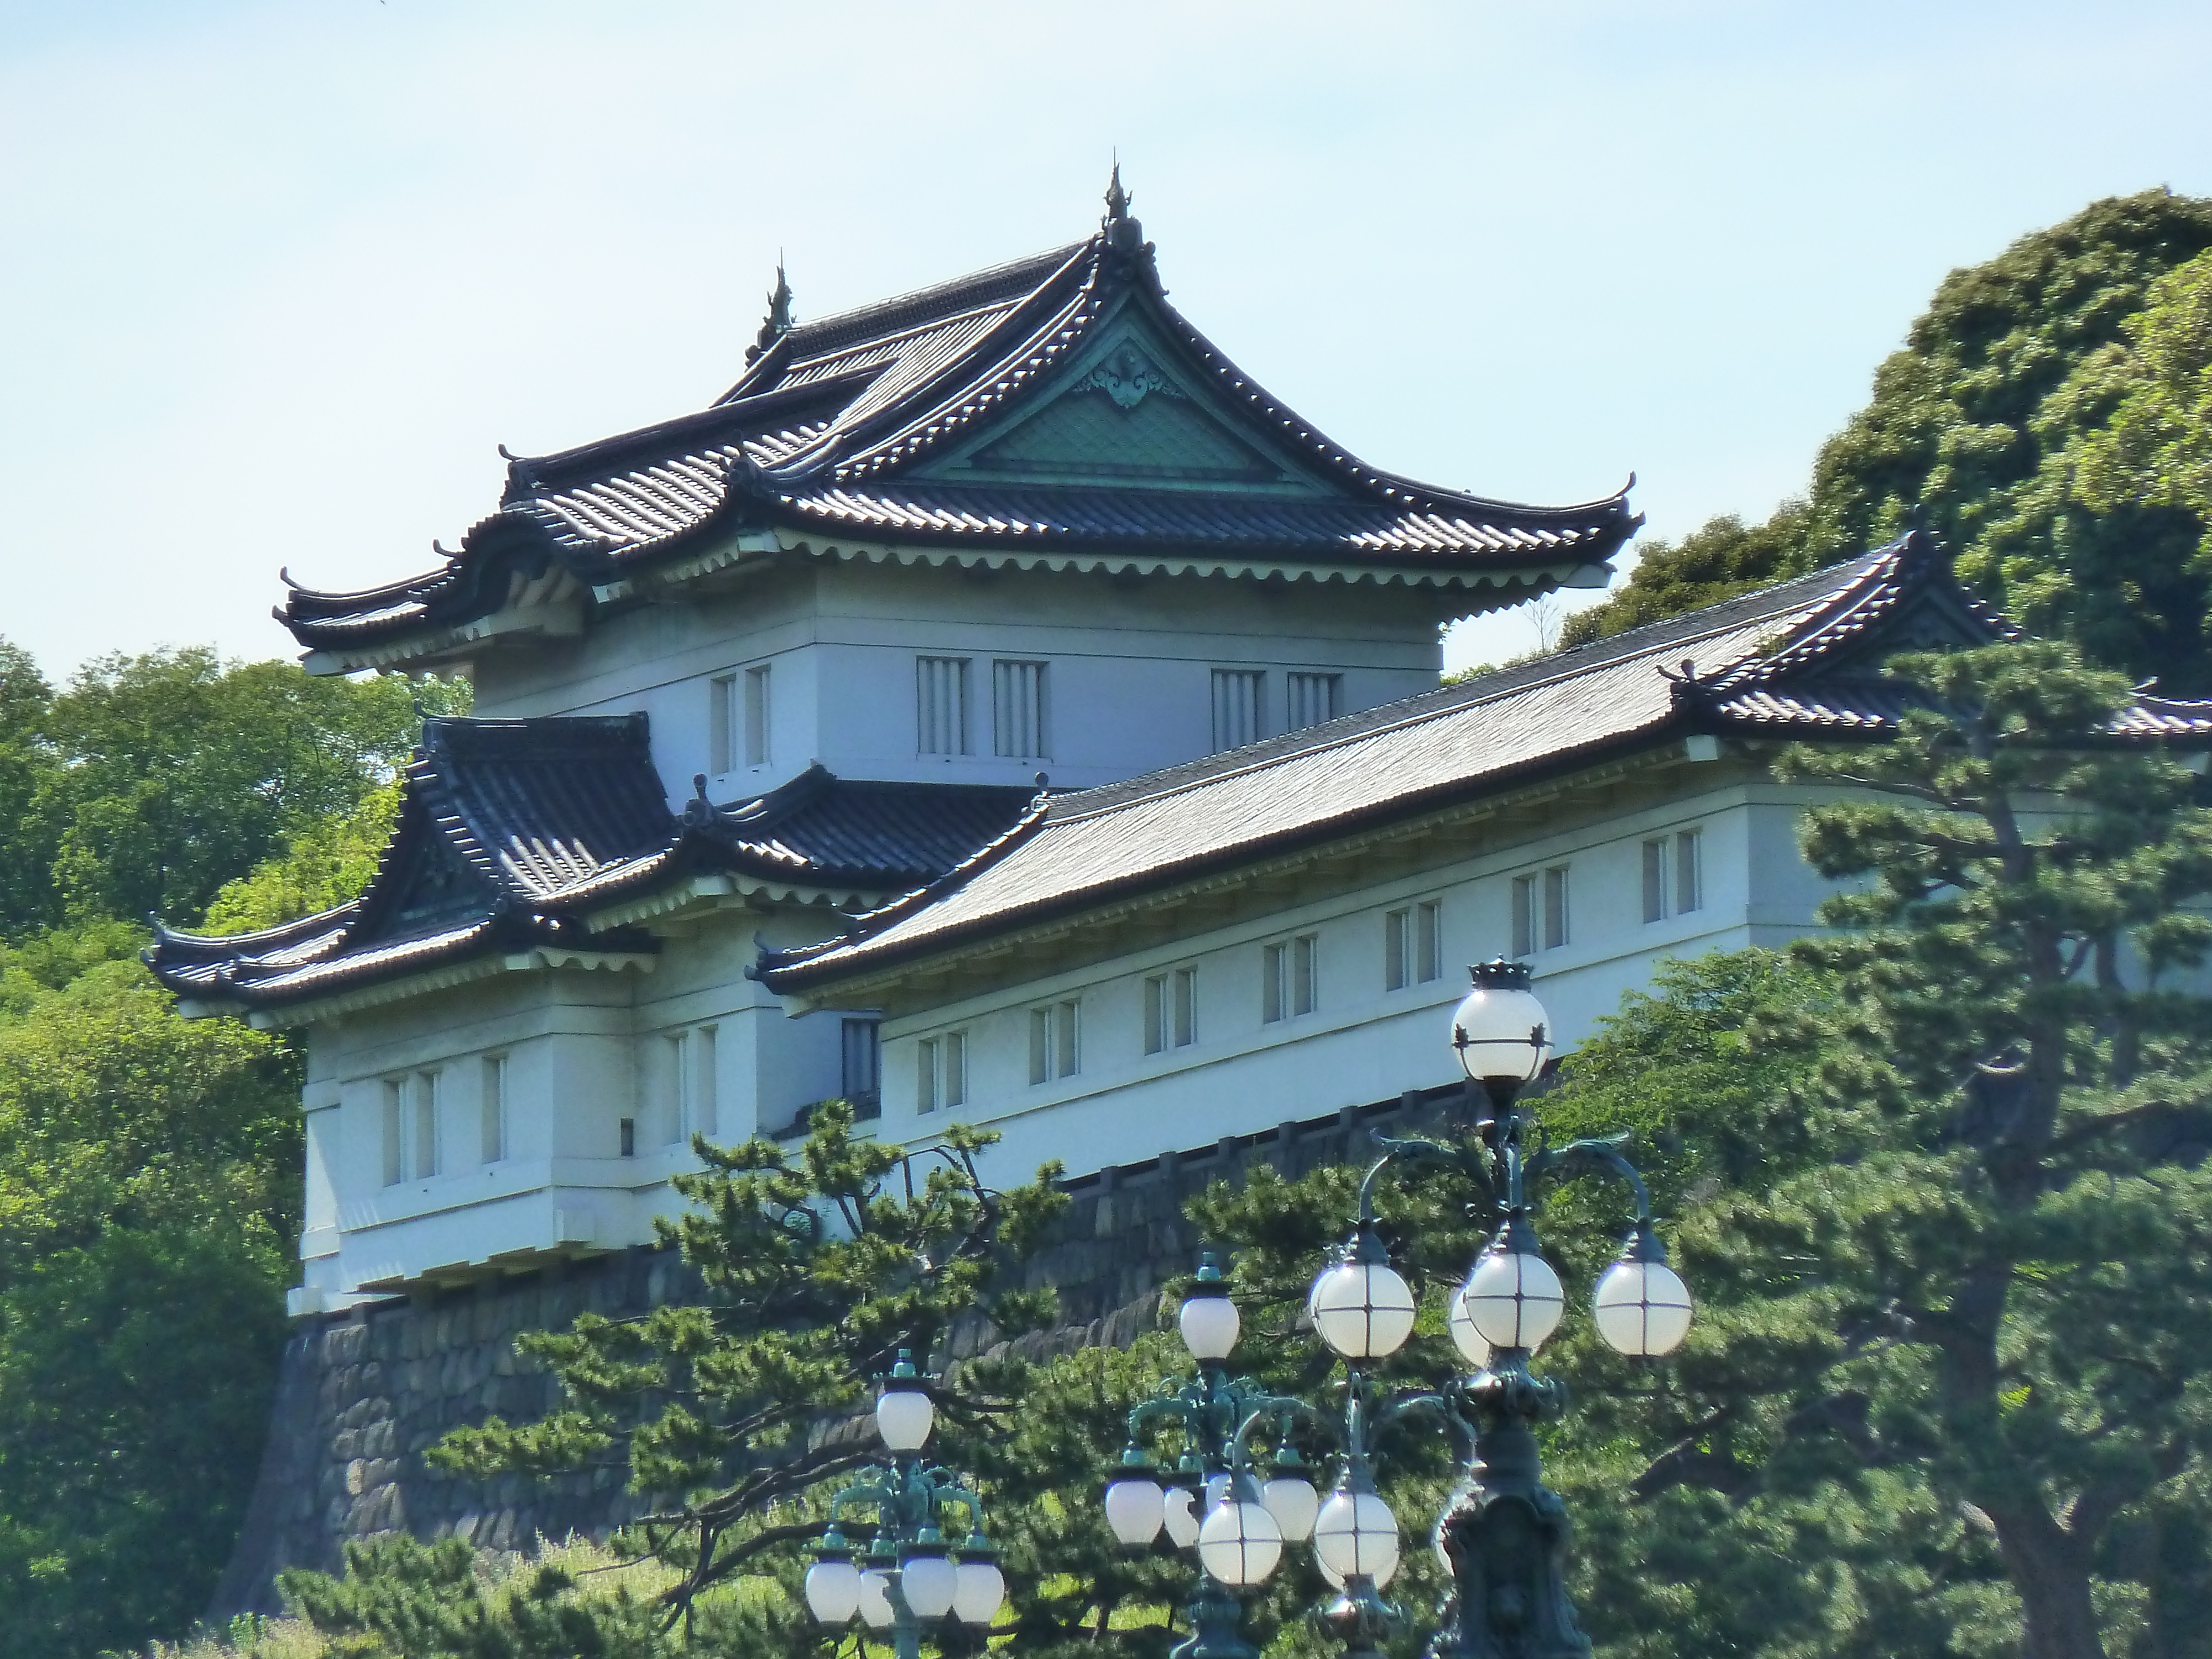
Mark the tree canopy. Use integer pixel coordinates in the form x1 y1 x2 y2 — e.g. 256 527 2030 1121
1564 191 2212 693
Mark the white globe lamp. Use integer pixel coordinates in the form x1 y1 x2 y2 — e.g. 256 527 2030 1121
875 1349 935 1452
1179 1254 1241 1363
1306 1240 1418 1360
1197 1495 1284 1587
1449 959 1552 1085
1312 1487 1401 1590
1458 1237 1566 1355
1593 1225 1694 1357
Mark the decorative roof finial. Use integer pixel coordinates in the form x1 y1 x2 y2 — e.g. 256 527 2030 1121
750 257 794 361
1104 158 1131 227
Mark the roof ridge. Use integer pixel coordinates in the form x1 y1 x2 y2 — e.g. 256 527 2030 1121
774 239 1094 362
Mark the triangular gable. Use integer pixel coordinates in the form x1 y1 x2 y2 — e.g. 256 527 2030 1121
355 796 501 940
915 310 1340 497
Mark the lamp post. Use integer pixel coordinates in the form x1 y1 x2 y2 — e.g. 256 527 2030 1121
1099 1254 1315 1659
1348 957 1693 1659
804 1349 1007 1659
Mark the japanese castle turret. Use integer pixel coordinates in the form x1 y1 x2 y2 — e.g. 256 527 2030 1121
150 185 1647 1309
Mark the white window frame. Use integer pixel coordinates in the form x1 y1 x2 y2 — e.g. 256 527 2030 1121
919 1030 967 1114
1028 999 1081 1084
1511 874 1537 959
843 1017 882 1118
1144 966 1198 1055
1264 934 1319 1021
380 1078 404 1187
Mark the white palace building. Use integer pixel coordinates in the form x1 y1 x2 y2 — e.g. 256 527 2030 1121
149 187 2212 1313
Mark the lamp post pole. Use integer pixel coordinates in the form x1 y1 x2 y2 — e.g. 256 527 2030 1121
1097 962 1694 1659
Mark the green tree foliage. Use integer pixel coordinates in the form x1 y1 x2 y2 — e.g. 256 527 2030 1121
0 1225 289 1659
0 944 303 1659
201 781 403 935
0 640 463 939
0 638 457 1657
1565 191 2212 688
293 1105 1070 1648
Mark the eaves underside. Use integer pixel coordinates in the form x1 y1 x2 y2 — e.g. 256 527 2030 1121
305 529 1606 674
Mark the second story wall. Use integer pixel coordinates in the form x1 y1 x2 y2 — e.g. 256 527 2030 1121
468 554 1454 803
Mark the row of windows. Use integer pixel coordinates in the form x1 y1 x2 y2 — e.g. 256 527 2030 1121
706 659 1352 774
380 1058 506 1187
909 826 1709 1105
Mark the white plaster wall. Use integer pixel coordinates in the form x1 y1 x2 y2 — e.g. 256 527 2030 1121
870 781 1834 1192
469 555 1453 804
293 897 895 1305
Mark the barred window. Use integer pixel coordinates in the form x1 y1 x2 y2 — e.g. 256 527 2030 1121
1286 671 1343 732
1211 669 1266 753
917 656 973 755
993 659 1049 758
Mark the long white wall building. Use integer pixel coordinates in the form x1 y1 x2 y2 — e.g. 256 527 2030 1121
150 193 2210 1313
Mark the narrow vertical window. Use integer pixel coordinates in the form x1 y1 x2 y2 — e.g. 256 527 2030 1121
1171 967 1197 1048
412 1071 440 1180
1144 974 1168 1056
709 674 736 775
1676 828 1703 914
1029 1000 1080 1081
1028 1009 1051 1085
1286 671 1343 732
695 1025 719 1138
743 666 771 768
943 1030 968 1107
842 1017 881 1118
1210 669 1266 753
917 656 972 755
619 1117 636 1157
1384 907 1410 992
1543 865 1571 951
1262 942 1288 1024
381 1079 404 1187
1292 933 1318 1016
1642 839 1667 924
665 1030 692 1145
919 1036 942 1113
1511 875 1537 958
992 660 1049 758
1416 899 1443 983
481 1055 507 1165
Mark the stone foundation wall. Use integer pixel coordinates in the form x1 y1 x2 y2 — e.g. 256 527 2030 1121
208 1083 1458 1619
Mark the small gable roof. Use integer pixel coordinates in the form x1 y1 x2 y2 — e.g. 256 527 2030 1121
759 533 2212 995
147 719 1035 1016
279 197 1637 665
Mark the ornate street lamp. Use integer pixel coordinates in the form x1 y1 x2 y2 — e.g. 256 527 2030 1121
804 1349 1006 1659
1099 1254 1312 1659
1403 957 1693 1659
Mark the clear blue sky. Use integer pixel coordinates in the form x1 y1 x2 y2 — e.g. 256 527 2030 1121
3 0 2207 678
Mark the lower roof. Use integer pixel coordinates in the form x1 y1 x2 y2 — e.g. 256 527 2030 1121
760 532 2212 997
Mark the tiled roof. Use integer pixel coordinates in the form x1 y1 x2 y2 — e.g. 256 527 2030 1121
279 200 1636 658
147 719 1036 1013
760 533 2212 992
